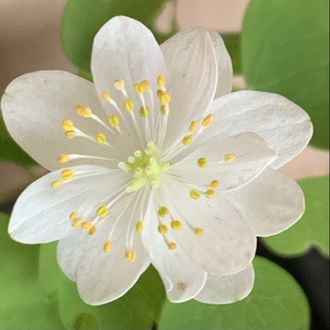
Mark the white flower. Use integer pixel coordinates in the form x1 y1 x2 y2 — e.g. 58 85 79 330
1 16 312 305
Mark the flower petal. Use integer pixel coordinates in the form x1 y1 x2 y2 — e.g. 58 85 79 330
9 165 129 244
209 31 233 97
76 191 150 305
195 264 255 304
159 177 257 276
225 168 305 237
142 194 207 303
169 132 277 192
207 91 313 168
160 28 218 149
1 71 130 170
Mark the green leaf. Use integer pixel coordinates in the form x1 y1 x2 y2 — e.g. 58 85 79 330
241 0 329 148
39 242 166 330
0 212 65 329
264 176 329 258
158 257 310 330
61 0 176 75
222 33 241 74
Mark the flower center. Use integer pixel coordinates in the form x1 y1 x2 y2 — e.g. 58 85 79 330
118 141 169 192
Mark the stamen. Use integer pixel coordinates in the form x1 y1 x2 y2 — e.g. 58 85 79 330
101 92 111 102
194 227 205 236
124 99 135 112
140 106 150 118
158 224 169 234
103 240 112 253
61 169 74 181
182 134 193 145
65 130 76 139
69 211 79 221
88 225 96 235
170 220 182 230
210 180 219 189
95 132 107 145
136 220 143 233
134 83 145 95
75 105 92 118
202 114 214 128
197 157 208 168
205 189 216 199
57 153 121 164
58 154 71 164
62 119 74 132
189 189 201 200
108 115 120 128
96 205 109 218
158 206 169 217
167 242 177 250
51 180 63 189
224 153 237 162
157 75 166 89
189 121 198 133
125 249 137 262
141 80 151 92
158 91 171 105
71 218 82 228
114 79 125 91
82 221 93 231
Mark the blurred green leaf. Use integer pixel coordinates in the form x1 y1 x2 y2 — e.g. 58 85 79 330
222 33 241 74
241 0 329 148
0 119 35 166
264 176 329 258
62 0 176 75
158 257 310 330
39 242 166 330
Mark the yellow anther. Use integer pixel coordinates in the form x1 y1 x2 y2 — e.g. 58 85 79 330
125 249 137 262
224 153 237 162
157 75 166 88
168 242 177 250
160 105 167 115
159 91 171 105
182 134 193 145
134 83 145 94
136 221 144 233
210 180 219 189
96 205 109 218
189 189 201 200
61 169 74 181
205 189 216 199
141 80 150 91
194 227 205 237
202 114 214 128
71 218 82 229
171 220 182 230
88 225 96 235
101 92 111 101
96 132 107 144
158 206 169 218
108 115 120 128
51 180 63 189
114 79 125 90
82 221 93 231
58 154 70 164
140 106 150 118
158 224 169 234
197 157 208 168
75 105 92 118
65 130 76 139
124 99 134 112
189 121 198 133
69 211 79 221
103 240 112 253
62 119 74 132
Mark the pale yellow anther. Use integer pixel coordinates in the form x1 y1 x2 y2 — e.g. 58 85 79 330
158 224 169 234
158 206 169 218
51 180 63 189
189 121 198 133
171 220 182 230
210 180 219 189
202 114 214 128
206 189 216 199
96 132 107 144
88 225 96 235
71 218 82 229
197 157 208 168
141 80 150 91
140 106 150 118
101 92 111 101
224 153 237 162
58 154 70 164
124 99 134 112
134 83 145 94
168 242 177 250
136 221 143 233
82 221 93 231
61 169 74 181
65 130 76 139
75 105 92 118
114 79 125 90
69 211 79 221
194 227 205 237
157 75 166 88
125 249 137 262
97 205 109 218
62 119 74 132
189 189 201 200
159 91 171 105
103 240 112 253
182 134 193 145
160 105 167 116
108 115 120 128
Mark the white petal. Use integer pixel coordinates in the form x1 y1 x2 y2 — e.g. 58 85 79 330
195 264 255 304
0 71 129 170
9 165 128 244
209 32 233 97
76 191 150 305
225 168 305 237
142 194 207 303
207 91 313 168
160 177 257 276
170 132 277 192
161 28 218 149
